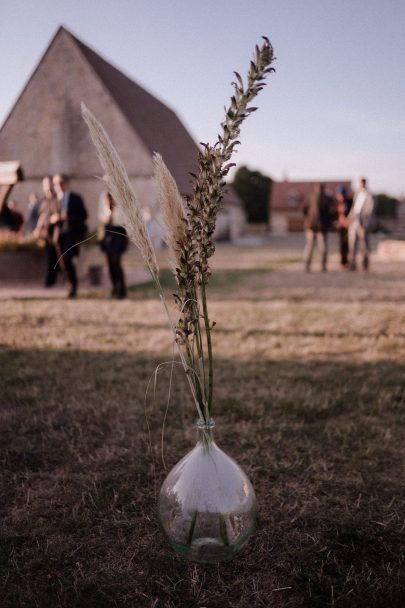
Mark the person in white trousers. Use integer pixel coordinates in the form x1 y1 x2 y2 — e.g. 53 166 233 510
348 178 374 271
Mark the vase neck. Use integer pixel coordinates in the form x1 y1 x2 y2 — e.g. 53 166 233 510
196 417 215 447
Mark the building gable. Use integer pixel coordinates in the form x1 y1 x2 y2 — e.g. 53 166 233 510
0 26 243 227
0 27 152 179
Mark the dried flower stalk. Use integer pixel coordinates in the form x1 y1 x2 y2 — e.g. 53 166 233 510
184 36 274 411
82 102 206 420
82 37 275 424
187 37 275 285
153 153 187 269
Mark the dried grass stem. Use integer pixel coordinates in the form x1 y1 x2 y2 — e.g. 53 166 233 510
81 103 158 279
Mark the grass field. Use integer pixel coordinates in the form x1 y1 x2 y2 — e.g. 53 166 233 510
1 242 404 607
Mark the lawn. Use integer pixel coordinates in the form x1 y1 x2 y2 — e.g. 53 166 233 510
1 243 404 607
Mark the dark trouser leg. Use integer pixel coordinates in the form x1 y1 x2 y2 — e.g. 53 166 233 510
339 227 349 266
115 254 126 297
106 253 116 294
45 244 58 286
319 232 328 272
63 251 78 294
108 253 126 297
60 234 79 295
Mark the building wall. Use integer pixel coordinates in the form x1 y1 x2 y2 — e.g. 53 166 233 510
270 180 352 234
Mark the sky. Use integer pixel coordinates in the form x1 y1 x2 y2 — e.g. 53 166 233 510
1 0 405 196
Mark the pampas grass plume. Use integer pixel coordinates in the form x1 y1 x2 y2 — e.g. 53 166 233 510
81 102 159 278
153 153 187 269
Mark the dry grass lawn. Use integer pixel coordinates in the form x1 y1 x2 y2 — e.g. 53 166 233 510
1 242 404 607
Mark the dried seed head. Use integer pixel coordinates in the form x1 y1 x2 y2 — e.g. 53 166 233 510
81 103 158 278
153 153 187 269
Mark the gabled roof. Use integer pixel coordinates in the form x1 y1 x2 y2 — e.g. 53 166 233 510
0 26 241 206
68 28 200 194
68 28 241 205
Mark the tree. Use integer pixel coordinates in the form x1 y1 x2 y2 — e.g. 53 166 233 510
374 193 398 218
232 166 272 223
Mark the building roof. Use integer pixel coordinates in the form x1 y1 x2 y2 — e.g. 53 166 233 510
271 179 352 211
0 26 241 207
68 28 199 194
68 28 240 204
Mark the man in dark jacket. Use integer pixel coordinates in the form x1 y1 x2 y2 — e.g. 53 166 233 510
302 183 333 272
53 174 88 298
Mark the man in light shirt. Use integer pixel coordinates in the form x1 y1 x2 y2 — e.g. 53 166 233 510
348 178 374 271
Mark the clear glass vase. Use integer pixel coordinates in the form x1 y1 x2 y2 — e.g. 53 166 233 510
158 418 256 563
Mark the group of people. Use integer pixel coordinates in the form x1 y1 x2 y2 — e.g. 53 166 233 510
31 175 128 298
303 178 374 273
33 175 88 298
2 174 375 293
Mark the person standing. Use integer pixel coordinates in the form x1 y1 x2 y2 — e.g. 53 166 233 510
53 174 88 298
303 183 333 272
98 190 128 299
348 178 374 271
336 186 353 267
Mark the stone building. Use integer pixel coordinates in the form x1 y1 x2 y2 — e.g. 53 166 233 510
269 179 352 233
0 26 245 236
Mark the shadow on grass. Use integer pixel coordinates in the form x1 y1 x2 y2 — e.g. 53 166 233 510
1 348 404 608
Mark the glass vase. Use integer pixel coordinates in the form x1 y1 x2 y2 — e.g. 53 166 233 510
158 418 256 563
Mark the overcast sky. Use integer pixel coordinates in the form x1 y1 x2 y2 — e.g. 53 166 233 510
1 0 405 196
